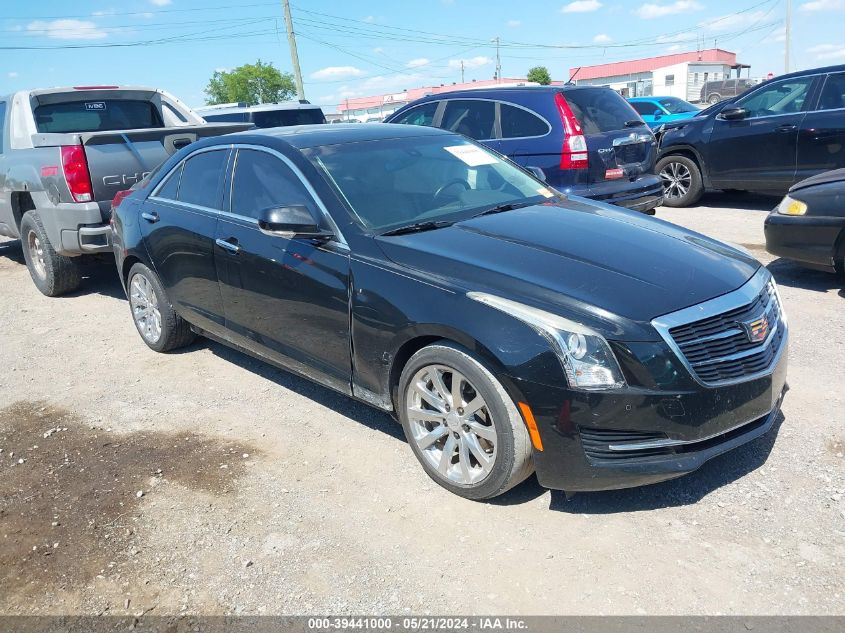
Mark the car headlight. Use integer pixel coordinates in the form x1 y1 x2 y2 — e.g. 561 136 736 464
467 292 626 390
777 195 807 216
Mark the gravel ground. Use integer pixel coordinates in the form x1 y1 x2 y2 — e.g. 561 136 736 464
0 192 843 616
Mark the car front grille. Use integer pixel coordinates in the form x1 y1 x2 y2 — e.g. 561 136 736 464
658 277 786 386
579 427 671 461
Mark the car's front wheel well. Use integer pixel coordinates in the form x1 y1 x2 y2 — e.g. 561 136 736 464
661 148 701 169
389 335 442 410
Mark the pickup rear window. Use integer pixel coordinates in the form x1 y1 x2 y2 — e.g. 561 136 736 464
251 109 325 127
34 100 164 133
562 89 639 134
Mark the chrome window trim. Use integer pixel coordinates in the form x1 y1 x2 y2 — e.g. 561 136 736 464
651 267 788 388
229 143 349 249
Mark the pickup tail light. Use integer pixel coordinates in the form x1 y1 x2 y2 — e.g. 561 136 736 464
60 145 94 203
111 189 132 210
554 92 589 170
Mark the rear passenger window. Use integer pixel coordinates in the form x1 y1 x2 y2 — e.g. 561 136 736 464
441 100 496 140
391 102 438 127
177 149 228 209
499 103 549 138
231 149 315 219
818 73 845 111
155 164 182 200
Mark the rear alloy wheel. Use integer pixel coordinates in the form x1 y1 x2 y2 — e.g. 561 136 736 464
656 155 704 207
398 342 534 500
127 263 196 353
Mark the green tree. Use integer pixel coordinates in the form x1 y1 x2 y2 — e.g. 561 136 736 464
204 60 296 106
527 66 552 85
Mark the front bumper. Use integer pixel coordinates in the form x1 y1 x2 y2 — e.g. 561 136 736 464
764 210 845 272
514 339 788 492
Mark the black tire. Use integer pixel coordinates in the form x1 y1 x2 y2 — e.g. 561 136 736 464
397 342 534 500
656 154 704 208
708 94 721 105
126 262 196 353
19 211 81 297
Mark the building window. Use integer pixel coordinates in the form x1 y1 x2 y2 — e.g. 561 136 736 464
665 74 675 86
694 73 699 84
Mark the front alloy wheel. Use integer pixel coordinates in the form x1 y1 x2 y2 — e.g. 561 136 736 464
655 155 704 207
407 364 497 485
660 161 692 201
398 342 534 500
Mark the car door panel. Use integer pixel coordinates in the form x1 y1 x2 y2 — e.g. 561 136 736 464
215 148 352 394
141 149 230 334
797 72 845 182
706 76 817 191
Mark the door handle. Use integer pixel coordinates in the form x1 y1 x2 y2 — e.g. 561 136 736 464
775 124 798 133
141 211 159 223
215 238 240 254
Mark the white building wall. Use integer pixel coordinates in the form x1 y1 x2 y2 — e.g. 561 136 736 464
651 62 690 99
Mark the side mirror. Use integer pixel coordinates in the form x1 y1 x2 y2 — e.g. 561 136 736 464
653 110 663 119
719 105 748 121
525 166 546 181
257 205 332 239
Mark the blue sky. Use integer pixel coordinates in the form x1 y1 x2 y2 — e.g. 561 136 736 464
0 0 842 111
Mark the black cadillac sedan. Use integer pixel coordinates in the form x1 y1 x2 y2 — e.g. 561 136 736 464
765 168 845 274
111 124 788 500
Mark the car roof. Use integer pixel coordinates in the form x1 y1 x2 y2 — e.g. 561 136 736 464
408 85 608 101
227 122 454 148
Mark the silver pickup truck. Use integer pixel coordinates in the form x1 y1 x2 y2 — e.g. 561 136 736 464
0 86 251 296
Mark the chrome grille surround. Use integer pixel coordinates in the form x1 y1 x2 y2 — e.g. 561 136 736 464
652 268 788 387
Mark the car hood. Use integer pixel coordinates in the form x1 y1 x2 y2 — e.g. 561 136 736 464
789 167 845 193
375 199 759 340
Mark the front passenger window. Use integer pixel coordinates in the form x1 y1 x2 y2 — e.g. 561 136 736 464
818 73 845 111
231 149 317 219
737 77 814 119
391 102 438 127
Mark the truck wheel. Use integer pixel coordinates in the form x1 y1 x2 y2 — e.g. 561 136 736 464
127 262 196 352
398 342 534 500
20 211 81 297
656 155 704 208
708 94 721 105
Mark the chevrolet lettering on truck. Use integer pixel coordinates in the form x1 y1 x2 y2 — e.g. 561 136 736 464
0 85 252 296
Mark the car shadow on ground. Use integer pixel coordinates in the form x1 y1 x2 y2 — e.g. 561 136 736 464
198 339 405 441
695 191 780 212
767 257 844 295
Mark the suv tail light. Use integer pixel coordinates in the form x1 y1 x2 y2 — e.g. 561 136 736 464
111 189 132 210
60 145 94 203
554 92 589 170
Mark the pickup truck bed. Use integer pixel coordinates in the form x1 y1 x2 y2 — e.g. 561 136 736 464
0 86 251 296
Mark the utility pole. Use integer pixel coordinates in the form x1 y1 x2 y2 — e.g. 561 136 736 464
282 0 305 101
493 36 501 82
785 0 792 73
461 60 465 83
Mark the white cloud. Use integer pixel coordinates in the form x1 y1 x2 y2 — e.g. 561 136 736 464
150 0 171 6
26 19 107 40
801 0 845 10
310 66 365 80
808 43 845 60
363 15 376 22
372 47 384 54
91 9 115 16
507 19 521 27
699 10 768 32
666 44 683 52
562 0 602 12
406 58 430 68
448 56 492 70
592 33 612 43
8 71 18 78
635 1 702 19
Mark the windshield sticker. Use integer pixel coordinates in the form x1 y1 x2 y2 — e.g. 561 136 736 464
536 187 554 198
85 102 107 111
444 145 499 167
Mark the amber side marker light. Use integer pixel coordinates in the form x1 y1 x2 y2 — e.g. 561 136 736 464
517 402 544 451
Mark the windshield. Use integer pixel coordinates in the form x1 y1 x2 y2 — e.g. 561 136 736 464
658 98 697 114
306 135 553 232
